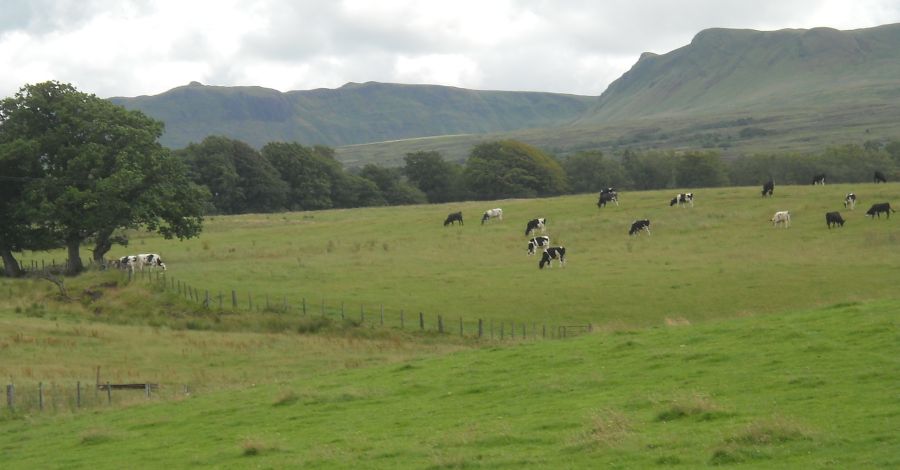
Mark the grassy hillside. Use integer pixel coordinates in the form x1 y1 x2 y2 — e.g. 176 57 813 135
1 298 896 468
109 82 593 149
12 183 900 330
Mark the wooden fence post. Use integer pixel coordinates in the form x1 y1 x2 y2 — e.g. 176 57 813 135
459 317 463 337
511 322 515 339
39 382 43 411
7 384 13 411
400 310 405 329
491 320 494 340
380 305 384 326
76 381 81 409
500 322 504 340
360 305 364 323
145 383 151 398
438 315 444 334
106 381 112 405
478 319 483 338
205 290 210 308
302 298 307 315
232 290 237 308
341 302 345 320
543 324 546 339
419 312 424 331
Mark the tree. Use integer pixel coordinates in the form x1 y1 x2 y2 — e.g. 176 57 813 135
181 136 287 214
561 150 629 193
358 164 426 205
0 81 207 274
262 142 339 210
403 151 467 202
464 140 567 200
674 151 729 188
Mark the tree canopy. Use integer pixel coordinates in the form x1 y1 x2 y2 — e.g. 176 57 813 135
464 140 568 199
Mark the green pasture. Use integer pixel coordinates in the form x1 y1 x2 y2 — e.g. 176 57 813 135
1 299 896 468
39 182 898 330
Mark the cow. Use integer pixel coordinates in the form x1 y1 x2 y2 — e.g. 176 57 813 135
137 253 167 271
761 180 774 197
812 174 826 185
526 236 550 255
874 171 887 184
444 211 463 226
628 219 651 236
115 255 139 272
525 218 546 236
771 210 791 228
843 193 857 210
538 246 566 269
481 208 503 225
597 188 619 208
669 192 694 207
825 211 845 228
865 202 895 219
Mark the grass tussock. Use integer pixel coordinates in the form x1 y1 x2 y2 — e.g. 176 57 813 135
574 409 632 448
664 316 691 326
240 437 279 456
80 428 117 445
655 393 726 422
272 390 299 407
726 417 812 446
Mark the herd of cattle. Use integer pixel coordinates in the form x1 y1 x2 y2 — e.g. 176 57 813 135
443 172 894 269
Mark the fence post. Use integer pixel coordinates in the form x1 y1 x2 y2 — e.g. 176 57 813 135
77 381 81 409
302 298 307 315
522 323 526 339
39 382 43 411
543 324 546 339
500 322 504 340
419 312 424 331
588 323 593 333
459 317 463 337
145 383 150 398
341 302 345 320
400 310 405 329
478 319 483 338
6 384 13 411
128 270 133 282
360 305 364 323
511 322 515 339
106 381 112 405
232 290 237 308
491 319 494 340
266 295 270 311
438 315 444 334
205 290 210 309
248 293 253 311
380 305 384 326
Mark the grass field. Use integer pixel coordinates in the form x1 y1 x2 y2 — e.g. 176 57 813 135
2 183 899 468
62 182 900 329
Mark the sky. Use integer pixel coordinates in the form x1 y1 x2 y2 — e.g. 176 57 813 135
2 0 899 99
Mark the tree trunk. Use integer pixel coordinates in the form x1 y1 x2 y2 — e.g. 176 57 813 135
92 229 113 264
1 248 23 277
65 239 84 275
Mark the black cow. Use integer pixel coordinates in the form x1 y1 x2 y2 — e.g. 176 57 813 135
597 189 619 208
527 236 550 255
629 219 651 236
865 202 895 219
525 218 546 236
812 174 826 185
874 171 887 183
669 192 694 207
443 211 463 226
762 180 774 197
825 212 845 228
539 246 566 269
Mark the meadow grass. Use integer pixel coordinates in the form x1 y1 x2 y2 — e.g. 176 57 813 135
19 182 896 330
0 299 896 468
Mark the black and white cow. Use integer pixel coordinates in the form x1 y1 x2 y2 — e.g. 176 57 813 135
597 188 619 208
812 174 826 185
525 218 546 236
825 211 845 228
865 202 895 219
481 208 503 225
628 219 651 236
526 236 550 255
539 246 566 269
669 192 694 207
115 255 139 272
874 171 887 184
761 180 774 197
843 193 857 210
444 211 463 226
137 253 167 271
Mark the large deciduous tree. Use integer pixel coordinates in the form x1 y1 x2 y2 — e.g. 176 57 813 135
0 81 207 275
464 140 567 200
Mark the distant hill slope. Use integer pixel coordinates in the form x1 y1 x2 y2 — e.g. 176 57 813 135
581 23 900 122
109 82 594 149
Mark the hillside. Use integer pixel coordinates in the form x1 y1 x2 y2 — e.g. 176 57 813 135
109 82 594 149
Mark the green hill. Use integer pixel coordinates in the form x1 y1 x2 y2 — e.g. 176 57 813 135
109 82 594 149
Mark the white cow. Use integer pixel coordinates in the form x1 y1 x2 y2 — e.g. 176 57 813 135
481 208 503 225
771 211 791 228
136 253 167 271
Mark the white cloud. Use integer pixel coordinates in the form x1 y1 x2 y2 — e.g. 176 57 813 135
0 0 898 98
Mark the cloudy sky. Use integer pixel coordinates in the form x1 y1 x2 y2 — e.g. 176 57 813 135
2 0 899 99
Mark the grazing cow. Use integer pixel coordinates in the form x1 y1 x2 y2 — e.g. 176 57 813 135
874 171 887 184
115 255 139 272
628 219 651 236
771 210 791 228
481 208 503 225
597 189 619 208
525 218 546 236
137 253 167 271
812 174 826 185
669 192 694 207
761 180 774 197
865 202 895 219
843 193 857 210
539 246 566 269
526 236 550 255
825 211 845 228
444 211 463 226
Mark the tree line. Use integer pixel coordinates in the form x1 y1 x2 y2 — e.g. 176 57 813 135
3 81 898 277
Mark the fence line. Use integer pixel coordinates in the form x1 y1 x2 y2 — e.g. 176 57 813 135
2 257 593 341
2 380 191 416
